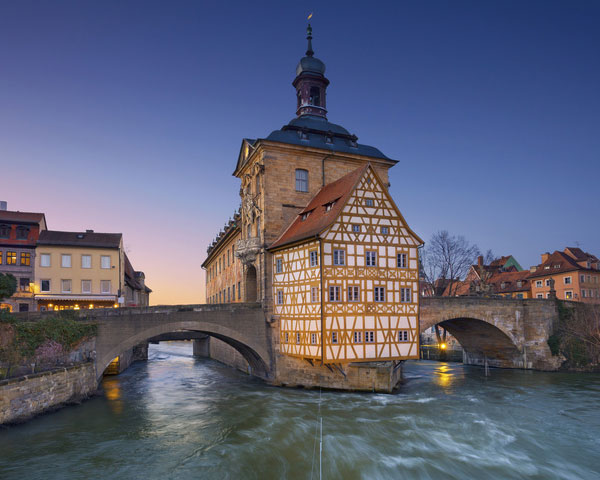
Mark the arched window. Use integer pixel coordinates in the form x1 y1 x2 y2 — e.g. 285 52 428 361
247 223 252 238
309 86 320 106
255 174 260 194
295 169 308 192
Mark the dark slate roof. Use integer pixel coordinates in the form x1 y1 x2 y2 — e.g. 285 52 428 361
264 115 393 161
38 230 122 248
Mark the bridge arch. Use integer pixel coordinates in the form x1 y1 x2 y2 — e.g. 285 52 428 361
92 305 271 382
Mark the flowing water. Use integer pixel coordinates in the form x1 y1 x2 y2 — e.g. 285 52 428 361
1 342 599 480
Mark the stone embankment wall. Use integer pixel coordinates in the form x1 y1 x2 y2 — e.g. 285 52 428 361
0 363 97 425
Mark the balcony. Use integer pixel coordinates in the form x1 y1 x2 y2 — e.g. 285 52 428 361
235 237 261 265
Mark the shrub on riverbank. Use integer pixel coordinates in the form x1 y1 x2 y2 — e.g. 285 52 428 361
548 302 600 371
0 311 97 379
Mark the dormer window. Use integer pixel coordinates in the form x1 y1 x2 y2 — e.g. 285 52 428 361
544 265 550 270
324 201 336 212
501 282 506 289
301 211 311 221
309 86 320 106
554 264 561 269
517 281 523 288
16 226 29 240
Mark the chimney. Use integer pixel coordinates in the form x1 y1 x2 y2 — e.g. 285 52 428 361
541 252 550 263
477 255 484 267
530 266 537 273
0 201 7 211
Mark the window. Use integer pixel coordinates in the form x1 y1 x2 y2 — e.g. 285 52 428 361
0 252 2 264
41 280 50 292
331 331 338 344
374 286 385 302
365 199 374 207
101 256 111 269
333 249 345 266
352 224 360 233
581 274 585 283
81 280 92 294
255 174 260 194
311 286 319 303
277 290 284 304
517 281 523 288
329 286 341 302
397 253 407 268
296 333 301 344
227 251 230 266
365 331 374 343
61 254 71 268
16 226 29 240
309 86 321 106
20 252 31 266
311 333 317 345
301 212 311 221
256 217 261 236
353 331 362 343
61 279 72 293
0 224 10 238
401 288 412 303
100 280 111 294
366 251 377 267
247 224 252 238
381 226 389 235
536 280 543 288
284 332 289 343
81 255 91 269
545 279 551 287
19 277 30 291
6 251 17 265
516 293 524 299
564 276 572 285
582 289 587 298
238 281 241 299
276 258 283 273
295 169 309 192
324 201 336 212
398 330 409 342
565 291 573 300
310 250 318 267
537 294 544 299
227 287 231 302
348 286 360 302
232 284 235 301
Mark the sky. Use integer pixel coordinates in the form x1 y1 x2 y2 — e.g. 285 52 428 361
1 1 598 305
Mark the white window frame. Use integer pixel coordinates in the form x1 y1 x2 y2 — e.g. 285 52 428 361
311 286 319 303
40 253 51 267
329 285 341 302
81 280 92 294
295 169 308 192
353 331 362 343
537 293 544 299
309 250 318 267
365 331 374 343
366 251 377 267
100 280 111 294
61 279 72 293
401 288 412 303
311 333 317 345
565 290 573 300
333 249 345 266
397 253 407 268
564 276 572 285
536 280 543 288
276 258 283 273
374 286 385 302
348 286 360 302
277 290 284 304
81 255 92 269
399 330 409 342
61 254 71 268
100 255 111 269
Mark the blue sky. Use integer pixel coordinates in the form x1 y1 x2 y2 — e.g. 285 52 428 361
1 1 598 303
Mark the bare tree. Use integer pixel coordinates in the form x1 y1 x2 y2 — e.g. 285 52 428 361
421 230 481 296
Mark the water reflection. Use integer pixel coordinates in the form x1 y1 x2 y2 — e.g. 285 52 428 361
433 363 454 390
103 376 123 414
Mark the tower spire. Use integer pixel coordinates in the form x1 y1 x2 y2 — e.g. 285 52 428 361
306 23 314 57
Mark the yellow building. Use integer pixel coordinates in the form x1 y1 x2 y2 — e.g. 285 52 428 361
34 230 124 310
269 165 423 363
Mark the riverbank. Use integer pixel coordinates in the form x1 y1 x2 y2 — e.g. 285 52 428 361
0 362 97 425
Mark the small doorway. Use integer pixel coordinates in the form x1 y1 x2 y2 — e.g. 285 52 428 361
245 265 257 302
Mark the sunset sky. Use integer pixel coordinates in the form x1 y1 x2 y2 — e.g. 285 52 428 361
1 1 599 305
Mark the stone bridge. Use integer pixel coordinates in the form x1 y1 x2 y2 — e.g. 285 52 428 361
420 297 561 370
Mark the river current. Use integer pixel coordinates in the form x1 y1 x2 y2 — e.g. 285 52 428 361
1 342 599 480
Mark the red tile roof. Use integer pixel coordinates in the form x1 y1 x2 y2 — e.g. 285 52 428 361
527 250 587 278
268 165 369 250
489 270 530 293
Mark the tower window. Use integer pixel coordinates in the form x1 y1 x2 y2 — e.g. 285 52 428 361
309 86 321 106
295 169 309 192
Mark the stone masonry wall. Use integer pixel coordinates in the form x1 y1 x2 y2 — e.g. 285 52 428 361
0 363 97 425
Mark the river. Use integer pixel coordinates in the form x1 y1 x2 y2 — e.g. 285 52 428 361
1 342 599 480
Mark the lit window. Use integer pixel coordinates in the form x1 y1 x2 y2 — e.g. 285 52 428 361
333 250 345 266
329 286 341 302
331 331 338 344
19 277 30 291
101 280 111 294
81 280 92 294
366 251 377 267
401 288 412 303
365 331 374 343
20 252 31 266
311 286 319 303
348 286 360 302
101 256 111 269
6 251 17 265
61 279 72 293
374 286 385 302
353 331 362 343
352 225 360 233
381 226 389 235
365 199 374 207
565 291 573 300
397 253 407 268
41 280 50 292
295 169 309 192
277 290 284 304
81 255 91 269
276 258 283 273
